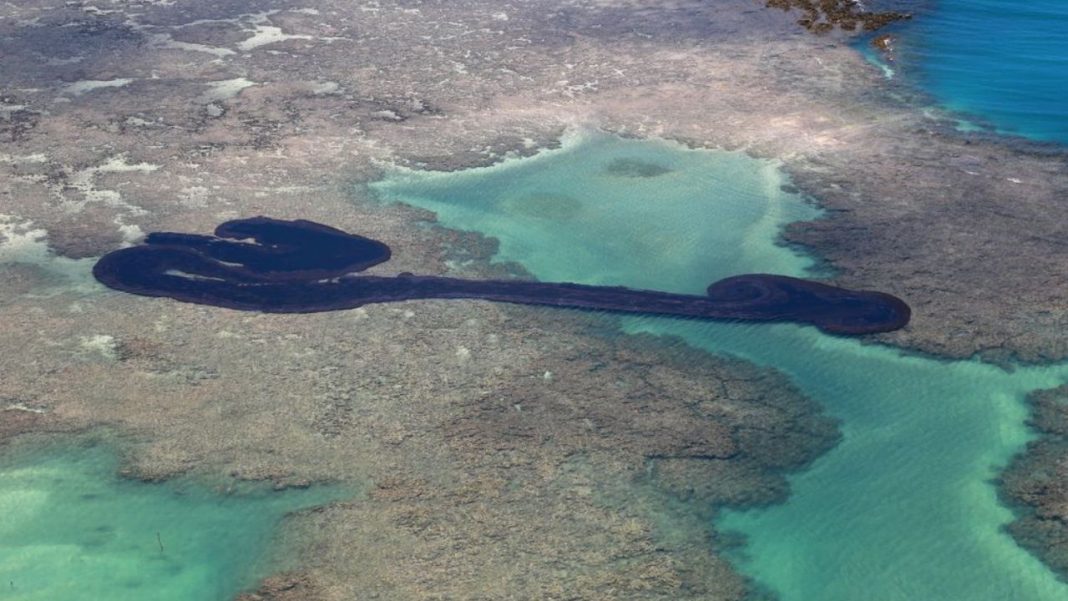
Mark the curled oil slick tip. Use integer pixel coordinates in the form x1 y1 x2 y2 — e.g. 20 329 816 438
93 217 910 335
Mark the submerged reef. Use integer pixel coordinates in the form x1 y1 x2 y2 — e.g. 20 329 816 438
603 158 674 178
1000 384 1068 579
0 271 838 600
236 574 319 601
93 217 910 335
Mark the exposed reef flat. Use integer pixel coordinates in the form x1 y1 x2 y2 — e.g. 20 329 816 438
1 261 836 599
1000 384 1068 580
2 0 1062 361
1 0 1067 596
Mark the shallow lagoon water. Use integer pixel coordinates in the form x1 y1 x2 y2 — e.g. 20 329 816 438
371 131 1068 600
375 132 819 293
0 439 342 601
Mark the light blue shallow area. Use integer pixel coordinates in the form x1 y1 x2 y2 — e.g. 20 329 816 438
0 440 341 601
891 0 1068 144
370 131 1068 600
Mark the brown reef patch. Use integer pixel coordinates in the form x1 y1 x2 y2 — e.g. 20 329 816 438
1000 384 1068 579
765 0 910 33
871 33 896 61
236 573 322 601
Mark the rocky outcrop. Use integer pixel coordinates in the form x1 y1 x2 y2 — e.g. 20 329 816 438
765 0 910 34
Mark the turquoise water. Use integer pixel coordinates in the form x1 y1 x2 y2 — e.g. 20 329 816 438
370 131 1068 600
0 439 342 601
373 132 818 291
889 0 1068 144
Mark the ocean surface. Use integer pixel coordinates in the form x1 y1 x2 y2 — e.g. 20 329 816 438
0 439 341 601
885 0 1068 143
371 131 1068 600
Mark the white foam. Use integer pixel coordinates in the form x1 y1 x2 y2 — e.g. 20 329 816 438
65 155 158 213
117 9 236 57
237 25 312 51
144 32 236 57
310 81 340 95
116 222 145 245
0 102 27 118
0 153 48 164
123 116 156 127
3 403 48 414
62 79 133 97
198 78 257 103
79 334 119 360
0 214 99 292
0 215 51 266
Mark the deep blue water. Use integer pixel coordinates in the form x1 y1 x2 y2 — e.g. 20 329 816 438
888 0 1068 143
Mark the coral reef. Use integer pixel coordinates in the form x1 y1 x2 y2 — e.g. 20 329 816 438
1 0 1067 596
1000 385 1068 579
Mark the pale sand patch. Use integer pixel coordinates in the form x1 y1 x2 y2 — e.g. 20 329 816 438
197 78 258 103
61 79 133 97
65 156 159 212
79 334 119 360
237 25 313 51
0 215 57 268
144 32 237 57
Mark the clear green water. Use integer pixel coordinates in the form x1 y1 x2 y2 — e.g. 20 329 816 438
370 131 1068 600
0 439 342 601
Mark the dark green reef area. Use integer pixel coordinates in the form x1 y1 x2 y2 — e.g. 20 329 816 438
92 217 911 334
